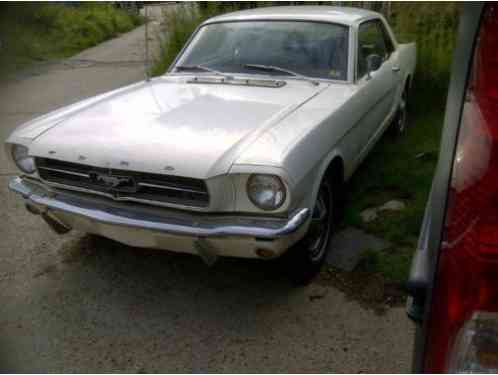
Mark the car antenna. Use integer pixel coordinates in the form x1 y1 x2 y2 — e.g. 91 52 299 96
145 5 150 82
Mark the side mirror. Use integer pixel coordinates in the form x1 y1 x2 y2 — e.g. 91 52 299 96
366 54 382 78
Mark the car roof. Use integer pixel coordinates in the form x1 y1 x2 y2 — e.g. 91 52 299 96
203 6 380 26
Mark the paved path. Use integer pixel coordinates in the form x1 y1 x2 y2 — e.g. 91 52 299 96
0 13 414 373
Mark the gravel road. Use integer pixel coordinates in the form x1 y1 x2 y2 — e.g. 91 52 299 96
0 11 414 373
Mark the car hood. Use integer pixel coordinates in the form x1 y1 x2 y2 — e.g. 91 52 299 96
27 77 325 179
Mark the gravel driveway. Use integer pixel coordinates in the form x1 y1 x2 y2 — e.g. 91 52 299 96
0 11 414 373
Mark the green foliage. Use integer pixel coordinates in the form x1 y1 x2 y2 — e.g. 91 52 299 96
389 2 460 92
0 3 144 75
358 247 413 283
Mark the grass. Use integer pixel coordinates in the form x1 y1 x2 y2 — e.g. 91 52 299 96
0 3 144 77
345 91 447 283
358 247 414 286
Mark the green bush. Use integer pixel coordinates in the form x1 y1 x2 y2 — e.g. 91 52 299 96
112 11 135 33
32 5 63 31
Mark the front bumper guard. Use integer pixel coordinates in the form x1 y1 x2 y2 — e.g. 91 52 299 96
8 177 310 240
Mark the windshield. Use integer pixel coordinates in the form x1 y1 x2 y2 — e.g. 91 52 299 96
173 21 349 81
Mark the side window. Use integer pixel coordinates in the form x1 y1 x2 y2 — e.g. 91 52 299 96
357 20 388 79
378 21 395 57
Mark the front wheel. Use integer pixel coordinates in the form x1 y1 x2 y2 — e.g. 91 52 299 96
283 179 334 285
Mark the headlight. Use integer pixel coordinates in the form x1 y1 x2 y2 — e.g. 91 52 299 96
11 144 36 174
247 174 286 211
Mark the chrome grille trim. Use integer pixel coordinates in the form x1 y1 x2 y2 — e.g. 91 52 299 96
38 166 90 178
137 182 209 195
35 158 210 208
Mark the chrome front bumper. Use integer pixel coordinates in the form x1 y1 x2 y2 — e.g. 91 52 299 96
9 177 310 259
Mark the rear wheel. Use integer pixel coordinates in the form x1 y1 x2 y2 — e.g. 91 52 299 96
283 178 334 285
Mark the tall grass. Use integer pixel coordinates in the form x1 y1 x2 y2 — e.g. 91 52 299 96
0 3 144 75
389 2 460 93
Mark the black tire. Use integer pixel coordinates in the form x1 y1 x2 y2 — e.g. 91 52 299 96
390 86 408 136
283 178 334 285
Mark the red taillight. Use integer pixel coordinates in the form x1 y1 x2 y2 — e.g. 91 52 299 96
424 4 498 372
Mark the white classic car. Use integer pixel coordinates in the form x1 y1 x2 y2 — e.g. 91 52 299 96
6 6 416 283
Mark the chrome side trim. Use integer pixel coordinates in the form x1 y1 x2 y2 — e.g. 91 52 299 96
9 177 310 239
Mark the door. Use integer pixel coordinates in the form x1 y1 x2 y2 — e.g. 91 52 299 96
353 19 399 163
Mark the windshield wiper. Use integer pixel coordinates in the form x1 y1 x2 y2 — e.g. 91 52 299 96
175 64 233 79
243 64 319 86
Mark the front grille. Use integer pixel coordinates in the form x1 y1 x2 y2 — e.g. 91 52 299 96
36 158 209 208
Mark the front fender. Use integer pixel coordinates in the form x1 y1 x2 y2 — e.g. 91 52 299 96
291 148 346 214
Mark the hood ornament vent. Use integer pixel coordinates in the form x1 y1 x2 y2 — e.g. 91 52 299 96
186 76 286 88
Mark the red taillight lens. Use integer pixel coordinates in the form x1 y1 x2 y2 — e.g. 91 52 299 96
424 4 498 372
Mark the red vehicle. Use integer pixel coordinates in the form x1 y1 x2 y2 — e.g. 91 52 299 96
407 3 498 372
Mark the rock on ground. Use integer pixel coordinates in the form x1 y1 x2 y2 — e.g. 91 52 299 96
327 227 392 271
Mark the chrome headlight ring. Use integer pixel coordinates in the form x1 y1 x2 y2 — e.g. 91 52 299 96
246 174 286 211
11 144 36 174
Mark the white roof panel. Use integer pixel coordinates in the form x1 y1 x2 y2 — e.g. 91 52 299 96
204 6 380 26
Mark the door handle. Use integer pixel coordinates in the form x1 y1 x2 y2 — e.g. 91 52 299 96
392 66 401 72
